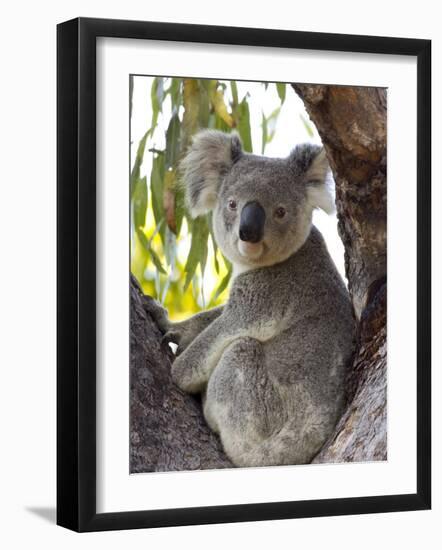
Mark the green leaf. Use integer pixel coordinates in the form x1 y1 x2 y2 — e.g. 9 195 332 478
164 226 177 267
132 176 148 229
147 245 167 275
237 99 253 152
197 80 210 128
148 77 165 137
212 242 220 274
214 260 232 300
182 79 201 152
214 113 230 132
168 78 182 109
130 131 148 197
136 228 167 274
261 106 281 153
174 182 185 236
199 78 213 94
267 106 281 141
163 169 177 233
200 233 208 278
165 114 181 169
155 77 165 107
183 217 209 291
276 82 286 104
300 113 314 138
150 154 166 242
208 213 219 274
261 111 267 154
230 81 238 107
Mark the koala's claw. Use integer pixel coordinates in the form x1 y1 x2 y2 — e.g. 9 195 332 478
162 330 181 347
162 328 195 357
142 297 171 334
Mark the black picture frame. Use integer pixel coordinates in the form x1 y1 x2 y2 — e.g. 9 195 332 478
57 17 431 532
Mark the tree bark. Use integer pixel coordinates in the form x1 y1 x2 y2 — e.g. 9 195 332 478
130 275 232 472
293 84 387 319
130 84 387 471
292 84 387 463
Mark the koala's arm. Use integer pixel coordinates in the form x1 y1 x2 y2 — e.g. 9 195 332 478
165 306 224 354
171 313 235 394
171 291 289 394
142 297 223 354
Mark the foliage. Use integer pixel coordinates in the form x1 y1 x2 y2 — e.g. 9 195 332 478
130 78 288 319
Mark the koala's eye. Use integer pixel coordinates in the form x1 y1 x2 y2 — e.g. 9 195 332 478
228 199 237 211
274 206 286 219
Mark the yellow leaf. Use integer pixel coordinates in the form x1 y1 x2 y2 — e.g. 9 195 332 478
183 79 200 150
210 88 234 128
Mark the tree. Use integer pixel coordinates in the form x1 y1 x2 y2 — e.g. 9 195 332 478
130 83 387 472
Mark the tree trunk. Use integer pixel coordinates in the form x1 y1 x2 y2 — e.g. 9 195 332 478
130 84 387 471
130 275 232 472
293 84 387 463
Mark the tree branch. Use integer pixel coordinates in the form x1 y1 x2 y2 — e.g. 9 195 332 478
292 84 387 462
130 275 233 472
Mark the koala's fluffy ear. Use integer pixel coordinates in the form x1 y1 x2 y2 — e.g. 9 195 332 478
288 144 335 214
180 130 243 218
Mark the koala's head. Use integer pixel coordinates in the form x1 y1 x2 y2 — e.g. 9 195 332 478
180 130 334 272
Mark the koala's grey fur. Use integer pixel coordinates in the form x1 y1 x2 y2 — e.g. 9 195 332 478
152 130 355 468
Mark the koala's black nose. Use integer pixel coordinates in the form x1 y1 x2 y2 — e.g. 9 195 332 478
239 201 266 243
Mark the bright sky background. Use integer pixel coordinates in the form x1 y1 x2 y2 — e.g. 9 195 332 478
131 77 346 305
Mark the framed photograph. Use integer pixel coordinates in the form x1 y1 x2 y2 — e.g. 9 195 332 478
57 17 431 532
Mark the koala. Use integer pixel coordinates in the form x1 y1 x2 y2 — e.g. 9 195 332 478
151 130 355 468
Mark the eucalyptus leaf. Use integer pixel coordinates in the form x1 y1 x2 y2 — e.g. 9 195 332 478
230 81 238 107
136 228 167 274
132 176 148 229
148 77 163 137
164 226 177 268
300 113 315 138
266 106 281 142
183 79 201 152
183 217 209 291
276 82 286 104
261 106 281 153
163 168 177 233
198 80 210 128
214 263 232 300
168 78 182 109
210 84 234 128
208 214 220 274
237 99 253 152
174 183 185 236
261 111 268 154
215 113 230 133
165 114 181 169
150 153 165 242
130 131 148 197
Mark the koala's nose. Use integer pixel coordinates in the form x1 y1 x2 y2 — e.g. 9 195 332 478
239 201 266 243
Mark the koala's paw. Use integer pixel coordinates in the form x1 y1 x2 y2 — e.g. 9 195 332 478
171 355 195 392
142 296 171 334
162 328 182 349
162 327 194 356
